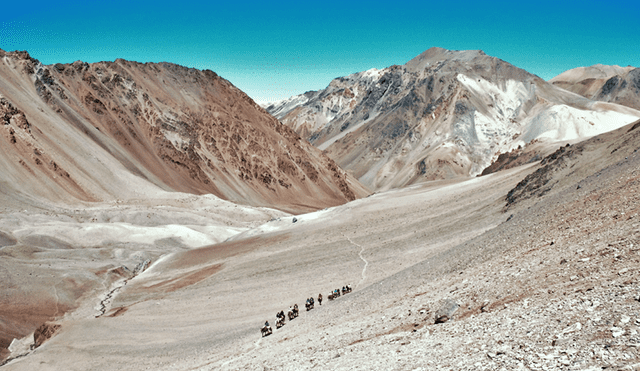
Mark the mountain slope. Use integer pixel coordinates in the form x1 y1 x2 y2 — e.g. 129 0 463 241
6 118 640 370
550 64 640 110
267 48 640 191
0 50 368 212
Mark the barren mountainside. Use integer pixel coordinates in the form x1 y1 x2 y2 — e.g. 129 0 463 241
0 49 368 213
267 48 640 191
550 64 640 110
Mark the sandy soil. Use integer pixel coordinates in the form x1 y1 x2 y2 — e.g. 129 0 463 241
0 191 287 362
0 160 533 370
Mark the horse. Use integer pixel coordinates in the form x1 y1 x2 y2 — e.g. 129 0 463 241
305 299 314 311
293 304 299 317
276 317 285 329
261 326 272 337
318 293 323 305
288 310 295 320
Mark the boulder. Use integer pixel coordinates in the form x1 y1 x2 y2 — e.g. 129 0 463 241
434 299 459 324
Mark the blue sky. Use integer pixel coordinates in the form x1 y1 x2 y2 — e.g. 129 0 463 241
1 0 639 103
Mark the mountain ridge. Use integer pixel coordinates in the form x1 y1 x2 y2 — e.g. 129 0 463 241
550 64 640 110
267 47 640 191
0 49 369 213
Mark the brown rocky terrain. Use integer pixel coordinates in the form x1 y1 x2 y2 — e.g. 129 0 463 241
0 49 368 213
3 117 639 370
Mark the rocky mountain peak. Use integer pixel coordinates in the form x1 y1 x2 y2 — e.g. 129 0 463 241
0 49 369 212
267 48 640 191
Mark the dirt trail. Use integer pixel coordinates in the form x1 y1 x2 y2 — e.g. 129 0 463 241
346 236 368 289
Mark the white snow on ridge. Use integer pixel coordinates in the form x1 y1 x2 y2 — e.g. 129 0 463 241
456 72 640 143
456 74 535 120
521 105 640 142
264 94 310 119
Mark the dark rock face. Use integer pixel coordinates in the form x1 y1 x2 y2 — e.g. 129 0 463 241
599 76 620 96
552 66 640 111
592 69 640 110
33 322 61 349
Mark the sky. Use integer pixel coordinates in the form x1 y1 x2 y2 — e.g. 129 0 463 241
1 0 639 104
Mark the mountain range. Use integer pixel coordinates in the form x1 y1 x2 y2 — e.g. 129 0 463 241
266 47 640 191
550 63 640 110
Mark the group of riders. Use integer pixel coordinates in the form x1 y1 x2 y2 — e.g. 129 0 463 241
261 285 352 336
329 285 352 300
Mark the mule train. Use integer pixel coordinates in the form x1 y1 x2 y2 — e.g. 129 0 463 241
260 284 351 335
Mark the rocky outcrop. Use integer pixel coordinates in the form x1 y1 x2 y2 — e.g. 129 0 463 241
33 322 60 349
505 118 640 209
0 49 368 212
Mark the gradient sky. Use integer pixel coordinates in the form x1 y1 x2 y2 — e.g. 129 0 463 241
1 0 639 104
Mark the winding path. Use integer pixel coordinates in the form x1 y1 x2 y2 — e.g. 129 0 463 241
346 236 368 289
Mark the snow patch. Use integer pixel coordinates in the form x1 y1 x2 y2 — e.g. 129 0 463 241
521 105 639 142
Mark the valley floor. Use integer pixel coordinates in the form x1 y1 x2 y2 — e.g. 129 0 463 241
2 144 640 370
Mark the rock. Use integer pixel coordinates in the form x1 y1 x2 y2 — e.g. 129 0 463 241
611 327 625 338
434 299 459 324
481 301 490 312
292 217 297 223
33 322 61 349
562 322 582 334
7 334 33 356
